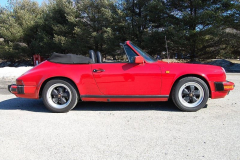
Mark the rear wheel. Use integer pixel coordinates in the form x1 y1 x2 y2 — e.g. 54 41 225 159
172 77 209 112
42 79 78 113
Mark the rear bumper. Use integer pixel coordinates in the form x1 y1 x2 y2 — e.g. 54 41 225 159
211 81 235 99
8 84 24 94
8 84 39 99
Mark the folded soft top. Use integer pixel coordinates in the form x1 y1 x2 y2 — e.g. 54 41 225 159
48 53 93 64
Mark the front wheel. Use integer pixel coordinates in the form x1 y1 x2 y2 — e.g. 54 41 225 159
172 77 209 112
42 79 78 113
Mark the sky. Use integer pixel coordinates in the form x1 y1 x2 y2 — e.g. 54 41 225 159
0 0 45 7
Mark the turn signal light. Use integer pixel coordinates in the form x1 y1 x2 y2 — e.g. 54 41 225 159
16 79 24 85
224 85 234 90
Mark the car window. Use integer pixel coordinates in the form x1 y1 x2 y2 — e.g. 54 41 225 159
123 45 137 63
130 42 157 62
103 45 137 63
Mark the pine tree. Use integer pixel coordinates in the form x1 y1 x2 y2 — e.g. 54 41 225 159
0 0 43 61
164 0 237 60
76 0 125 55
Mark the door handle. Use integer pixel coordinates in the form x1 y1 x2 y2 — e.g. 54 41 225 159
93 69 105 72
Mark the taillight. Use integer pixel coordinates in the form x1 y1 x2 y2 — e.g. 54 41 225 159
16 79 24 85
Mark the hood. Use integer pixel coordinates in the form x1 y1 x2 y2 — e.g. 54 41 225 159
157 62 225 76
161 62 222 70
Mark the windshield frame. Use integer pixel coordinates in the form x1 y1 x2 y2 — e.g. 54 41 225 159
127 42 157 63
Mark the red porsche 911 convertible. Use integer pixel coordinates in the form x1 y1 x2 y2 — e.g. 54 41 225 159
8 41 234 113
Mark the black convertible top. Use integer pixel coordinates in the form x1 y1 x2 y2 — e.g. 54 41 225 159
48 53 93 64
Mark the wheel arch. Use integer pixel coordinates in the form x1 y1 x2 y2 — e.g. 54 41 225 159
170 74 212 98
39 77 80 100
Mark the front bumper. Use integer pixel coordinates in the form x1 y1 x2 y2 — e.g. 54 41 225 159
214 81 235 91
211 81 234 99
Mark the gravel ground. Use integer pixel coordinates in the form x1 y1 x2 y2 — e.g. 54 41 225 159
0 73 239 160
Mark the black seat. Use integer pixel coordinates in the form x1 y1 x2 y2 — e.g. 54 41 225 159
89 50 96 63
96 51 103 63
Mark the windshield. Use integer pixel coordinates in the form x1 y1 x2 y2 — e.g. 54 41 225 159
130 42 157 62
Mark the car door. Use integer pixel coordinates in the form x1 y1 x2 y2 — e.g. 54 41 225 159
91 44 162 96
91 63 161 95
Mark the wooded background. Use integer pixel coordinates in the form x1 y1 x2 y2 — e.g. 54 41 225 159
0 0 239 61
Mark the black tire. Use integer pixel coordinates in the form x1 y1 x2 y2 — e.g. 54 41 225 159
171 77 209 112
42 79 78 113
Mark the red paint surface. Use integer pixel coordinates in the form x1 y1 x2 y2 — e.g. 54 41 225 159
91 63 161 95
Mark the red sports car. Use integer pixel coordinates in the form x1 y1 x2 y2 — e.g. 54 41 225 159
8 41 234 113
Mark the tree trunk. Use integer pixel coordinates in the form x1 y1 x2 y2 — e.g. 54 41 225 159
189 0 197 61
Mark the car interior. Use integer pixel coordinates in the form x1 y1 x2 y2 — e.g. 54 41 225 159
88 44 137 63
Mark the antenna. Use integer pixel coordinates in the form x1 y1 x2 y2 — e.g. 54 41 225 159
165 36 169 63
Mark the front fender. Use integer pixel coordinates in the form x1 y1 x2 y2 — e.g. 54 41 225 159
160 63 226 96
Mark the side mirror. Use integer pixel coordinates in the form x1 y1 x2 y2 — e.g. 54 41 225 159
134 56 144 64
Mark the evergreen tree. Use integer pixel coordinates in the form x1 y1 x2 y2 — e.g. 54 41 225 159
0 0 43 61
31 0 80 56
0 0 239 61
123 0 152 45
76 0 125 55
164 0 237 60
